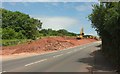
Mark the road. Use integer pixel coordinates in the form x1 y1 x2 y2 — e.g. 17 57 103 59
2 41 116 73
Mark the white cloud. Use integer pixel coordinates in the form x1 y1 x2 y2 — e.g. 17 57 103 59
75 3 92 12
36 16 80 30
49 3 59 6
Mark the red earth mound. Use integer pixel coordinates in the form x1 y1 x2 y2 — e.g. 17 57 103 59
2 36 97 55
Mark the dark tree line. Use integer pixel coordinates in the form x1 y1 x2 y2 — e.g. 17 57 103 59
88 2 120 71
39 29 76 36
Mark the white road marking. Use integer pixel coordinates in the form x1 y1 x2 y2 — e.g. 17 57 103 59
67 51 72 54
61 42 97 51
25 59 47 67
25 62 35 66
34 59 47 64
79 48 83 49
73 50 77 52
53 54 63 58
80 47 84 49
24 42 99 67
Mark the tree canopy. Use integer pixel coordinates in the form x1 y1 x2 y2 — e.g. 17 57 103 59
2 8 42 39
39 29 76 36
88 2 120 71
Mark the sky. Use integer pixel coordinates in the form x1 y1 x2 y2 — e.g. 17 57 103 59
2 2 99 36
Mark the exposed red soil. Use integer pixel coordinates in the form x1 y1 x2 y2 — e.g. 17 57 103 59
1 36 97 55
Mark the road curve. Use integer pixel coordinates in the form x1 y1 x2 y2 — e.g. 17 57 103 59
2 41 116 73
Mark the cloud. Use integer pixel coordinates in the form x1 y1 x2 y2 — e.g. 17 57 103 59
49 2 59 6
75 3 92 12
36 16 80 30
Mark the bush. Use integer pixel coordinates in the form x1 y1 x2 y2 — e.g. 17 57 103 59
16 31 26 39
2 28 17 39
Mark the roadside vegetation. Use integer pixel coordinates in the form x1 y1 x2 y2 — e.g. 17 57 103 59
1 8 76 46
2 39 30 46
2 8 42 40
88 2 120 72
39 29 76 37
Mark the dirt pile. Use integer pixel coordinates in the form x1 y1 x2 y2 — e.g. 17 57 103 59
2 36 97 55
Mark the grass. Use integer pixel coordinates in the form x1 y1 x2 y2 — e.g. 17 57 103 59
2 39 30 46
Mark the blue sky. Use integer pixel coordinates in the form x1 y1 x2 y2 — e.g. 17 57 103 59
3 2 99 36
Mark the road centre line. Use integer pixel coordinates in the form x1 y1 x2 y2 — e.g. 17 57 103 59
34 42 98 57
24 42 99 67
25 59 47 67
53 54 63 58
62 42 96 51
25 62 34 67
67 51 72 54
73 50 77 52
34 59 47 64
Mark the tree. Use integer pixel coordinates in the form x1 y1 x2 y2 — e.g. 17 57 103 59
2 8 42 39
39 28 76 36
57 29 68 36
88 2 120 71
2 28 17 39
16 31 26 39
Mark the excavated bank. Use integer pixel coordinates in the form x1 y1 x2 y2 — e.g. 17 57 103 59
2 36 97 55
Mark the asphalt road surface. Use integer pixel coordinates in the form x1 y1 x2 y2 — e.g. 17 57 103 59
2 41 117 73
